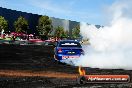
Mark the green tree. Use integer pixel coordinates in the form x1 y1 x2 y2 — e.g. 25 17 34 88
72 25 80 38
54 26 68 38
37 15 52 36
0 16 8 32
14 16 28 33
62 30 68 38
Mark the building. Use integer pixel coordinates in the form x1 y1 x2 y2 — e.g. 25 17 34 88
0 7 80 36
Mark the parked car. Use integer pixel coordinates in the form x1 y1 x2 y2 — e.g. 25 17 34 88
44 39 56 46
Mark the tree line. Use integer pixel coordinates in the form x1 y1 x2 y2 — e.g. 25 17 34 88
0 15 80 39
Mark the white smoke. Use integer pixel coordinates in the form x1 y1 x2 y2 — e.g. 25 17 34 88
62 20 69 31
73 0 132 69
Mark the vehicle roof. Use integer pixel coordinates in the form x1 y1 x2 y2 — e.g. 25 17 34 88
57 40 82 47
59 40 79 42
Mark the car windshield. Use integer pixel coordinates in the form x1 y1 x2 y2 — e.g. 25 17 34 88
59 41 81 47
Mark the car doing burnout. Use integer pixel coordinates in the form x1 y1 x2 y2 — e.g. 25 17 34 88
54 40 84 62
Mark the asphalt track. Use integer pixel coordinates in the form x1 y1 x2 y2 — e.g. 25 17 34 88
0 45 132 88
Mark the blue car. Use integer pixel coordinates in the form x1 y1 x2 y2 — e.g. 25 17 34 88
54 40 84 62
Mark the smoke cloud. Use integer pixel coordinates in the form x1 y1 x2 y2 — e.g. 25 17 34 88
73 0 132 69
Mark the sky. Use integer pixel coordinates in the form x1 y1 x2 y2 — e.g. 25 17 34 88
0 0 115 25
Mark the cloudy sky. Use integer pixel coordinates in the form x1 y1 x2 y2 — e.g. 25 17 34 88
0 0 115 25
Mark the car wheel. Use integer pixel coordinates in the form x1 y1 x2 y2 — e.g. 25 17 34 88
77 76 87 85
